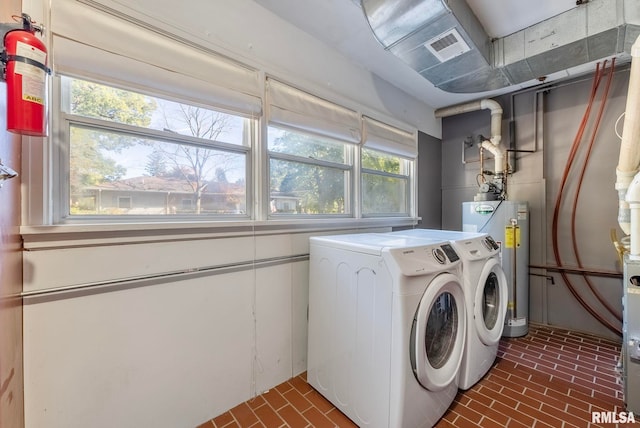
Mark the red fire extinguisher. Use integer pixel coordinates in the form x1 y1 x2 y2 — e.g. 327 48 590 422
1 13 50 137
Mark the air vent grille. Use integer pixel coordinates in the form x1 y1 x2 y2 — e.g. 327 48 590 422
425 28 471 63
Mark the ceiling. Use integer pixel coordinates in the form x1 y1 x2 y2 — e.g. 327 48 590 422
465 0 576 38
252 0 586 108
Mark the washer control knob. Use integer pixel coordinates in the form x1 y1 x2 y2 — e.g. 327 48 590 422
485 235 499 250
433 248 446 264
482 238 493 251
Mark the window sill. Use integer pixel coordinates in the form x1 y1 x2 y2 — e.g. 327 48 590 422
20 217 419 250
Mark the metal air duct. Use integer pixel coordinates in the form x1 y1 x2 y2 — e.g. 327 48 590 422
361 0 640 93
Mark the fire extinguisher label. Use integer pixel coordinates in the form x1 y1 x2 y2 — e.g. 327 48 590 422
16 41 46 64
21 76 45 105
14 41 47 106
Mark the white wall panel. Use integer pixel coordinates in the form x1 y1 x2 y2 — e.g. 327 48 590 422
255 234 292 260
291 260 310 376
23 236 254 292
23 271 255 428
22 225 384 427
255 263 292 393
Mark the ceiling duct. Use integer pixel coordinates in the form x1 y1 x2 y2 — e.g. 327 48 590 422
361 0 640 93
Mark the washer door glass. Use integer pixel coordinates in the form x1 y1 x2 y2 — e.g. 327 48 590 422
474 259 508 346
411 273 466 391
426 292 458 369
483 272 499 330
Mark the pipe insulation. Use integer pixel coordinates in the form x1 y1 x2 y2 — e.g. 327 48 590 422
435 98 504 173
618 35 640 237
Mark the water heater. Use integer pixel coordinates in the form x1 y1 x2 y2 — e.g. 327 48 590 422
463 200 529 337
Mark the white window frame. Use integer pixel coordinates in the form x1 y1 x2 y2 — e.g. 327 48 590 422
361 148 415 217
267 125 355 218
53 74 255 223
361 117 417 217
265 78 361 218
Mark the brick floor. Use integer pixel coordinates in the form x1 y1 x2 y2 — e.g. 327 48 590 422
199 323 627 427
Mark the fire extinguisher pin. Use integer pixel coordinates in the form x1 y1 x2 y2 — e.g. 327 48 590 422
11 14 43 34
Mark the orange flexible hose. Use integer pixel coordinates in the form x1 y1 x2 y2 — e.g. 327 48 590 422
570 58 622 322
551 61 622 336
552 62 602 256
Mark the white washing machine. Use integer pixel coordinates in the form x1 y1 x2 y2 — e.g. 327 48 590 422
390 229 508 390
307 233 466 427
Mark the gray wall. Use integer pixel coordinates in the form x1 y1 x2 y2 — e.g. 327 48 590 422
416 131 442 229
440 67 630 340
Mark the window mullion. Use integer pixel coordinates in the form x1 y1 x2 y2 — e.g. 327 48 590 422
361 168 408 180
352 143 361 219
65 114 250 155
268 151 352 171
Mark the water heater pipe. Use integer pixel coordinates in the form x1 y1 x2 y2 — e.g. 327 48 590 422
481 140 505 175
618 35 640 239
435 99 504 174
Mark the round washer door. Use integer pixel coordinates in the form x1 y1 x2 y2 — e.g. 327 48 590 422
411 273 466 392
474 258 508 346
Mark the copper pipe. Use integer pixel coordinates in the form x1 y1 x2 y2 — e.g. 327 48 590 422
551 61 622 336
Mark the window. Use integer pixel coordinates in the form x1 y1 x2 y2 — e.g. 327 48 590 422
39 4 419 227
266 79 360 217
117 197 132 210
61 76 252 218
361 117 416 217
181 199 193 210
361 148 412 216
268 127 353 215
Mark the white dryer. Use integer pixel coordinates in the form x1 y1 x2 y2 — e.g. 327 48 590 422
390 229 508 390
307 233 466 427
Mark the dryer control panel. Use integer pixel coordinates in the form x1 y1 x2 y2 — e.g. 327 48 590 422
456 235 500 261
385 244 461 276
439 244 460 262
